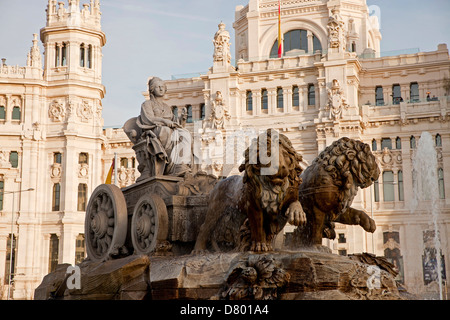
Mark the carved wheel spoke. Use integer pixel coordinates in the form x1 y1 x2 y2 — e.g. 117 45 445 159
131 194 168 255
85 184 127 261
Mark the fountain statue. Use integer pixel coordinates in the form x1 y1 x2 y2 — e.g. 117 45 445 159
35 80 407 300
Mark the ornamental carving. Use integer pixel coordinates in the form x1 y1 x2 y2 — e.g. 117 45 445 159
0 151 11 168
77 100 93 122
50 163 62 179
327 8 346 52
49 100 66 122
205 91 230 130
213 22 231 64
79 163 89 178
326 79 348 120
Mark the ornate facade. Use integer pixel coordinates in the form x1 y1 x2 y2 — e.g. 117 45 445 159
0 0 449 299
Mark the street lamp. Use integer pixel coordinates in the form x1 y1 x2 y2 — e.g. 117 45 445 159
0 188 34 300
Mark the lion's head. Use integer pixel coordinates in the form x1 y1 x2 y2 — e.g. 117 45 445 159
315 137 380 190
238 129 303 188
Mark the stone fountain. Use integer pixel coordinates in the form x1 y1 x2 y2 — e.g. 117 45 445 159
35 78 407 301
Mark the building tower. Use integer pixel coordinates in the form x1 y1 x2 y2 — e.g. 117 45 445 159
0 0 106 299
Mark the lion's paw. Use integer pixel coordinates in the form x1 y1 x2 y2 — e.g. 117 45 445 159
286 201 306 226
250 241 270 252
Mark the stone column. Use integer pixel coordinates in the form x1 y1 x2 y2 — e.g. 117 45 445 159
5 94 11 123
268 89 276 115
0 234 7 282
300 85 307 112
284 87 291 113
252 90 260 116
307 30 314 54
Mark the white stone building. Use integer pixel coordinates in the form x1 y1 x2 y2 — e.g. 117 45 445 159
0 0 449 299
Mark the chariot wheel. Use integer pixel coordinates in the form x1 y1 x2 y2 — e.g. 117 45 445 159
131 194 169 255
85 184 128 261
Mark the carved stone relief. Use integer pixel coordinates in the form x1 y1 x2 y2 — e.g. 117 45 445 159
48 100 66 122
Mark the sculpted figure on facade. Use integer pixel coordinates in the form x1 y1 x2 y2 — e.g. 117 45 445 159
207 91 230 130
327 8 346 52
326 79 348 120
124 77 191 178
213 22 231 64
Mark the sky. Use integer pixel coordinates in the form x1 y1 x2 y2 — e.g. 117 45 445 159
0 0 449 127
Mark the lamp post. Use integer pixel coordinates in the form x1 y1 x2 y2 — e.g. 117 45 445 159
0 188 34 300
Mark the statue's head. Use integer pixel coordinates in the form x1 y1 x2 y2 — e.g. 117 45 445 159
148 77 166 98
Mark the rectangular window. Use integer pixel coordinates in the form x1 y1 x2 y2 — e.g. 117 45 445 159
410 82 419 102
375 86 384 106
54 152 62 164
338 249 347 256
48 234 59 273
261 89 268 110
0 180 4 211
77 184 87 211
381 138 392 150
438 168 445 199
200 103 205 120
172 106 178 121
383 171 395 202
292 86 299 108
277 88 283 109
120 157 128 168
246 91 253 111
75 234 85 265
308 84 315 106
398 170 404 201
78 152 88 165
5 234 17 284
52 183 61 211
338 233 346 244
9 151 18 168
0 106 5 120
12 107 21 120
392 84 402 104
186 105 193 123
61 43 67 66
374 180 380 202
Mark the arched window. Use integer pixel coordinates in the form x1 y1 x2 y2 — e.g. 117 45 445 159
372 139 377 151
396 137 402 150
87 45 92 69
383 171 395 202
80 44 85 67
270 29 322 58
12 106 21 120
435 134 442 147
55 44 60 67
120 157 128 168
307 84 315 106
75 234 85 265
48 234 59 273
0 178 4 211
77 183 87 211
52 183 61 211
277 87 283 109
410 136 416 149
398 170 404 201
61 43 67 66
438 168 445 199
54 152 62 164
392 84 402 105
246 91 253 111
292 86 299 108
9 151 18 168
261 89 268 110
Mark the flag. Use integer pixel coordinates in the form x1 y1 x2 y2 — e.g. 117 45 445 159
105 158 115 184
278 0 283 58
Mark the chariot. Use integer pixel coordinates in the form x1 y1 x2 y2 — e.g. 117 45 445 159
84 139 218 261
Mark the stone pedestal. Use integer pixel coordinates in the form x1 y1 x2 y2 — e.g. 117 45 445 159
34 250 409 300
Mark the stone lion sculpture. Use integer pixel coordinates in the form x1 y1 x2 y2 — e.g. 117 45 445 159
293 137 380 247
193 129 306 253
